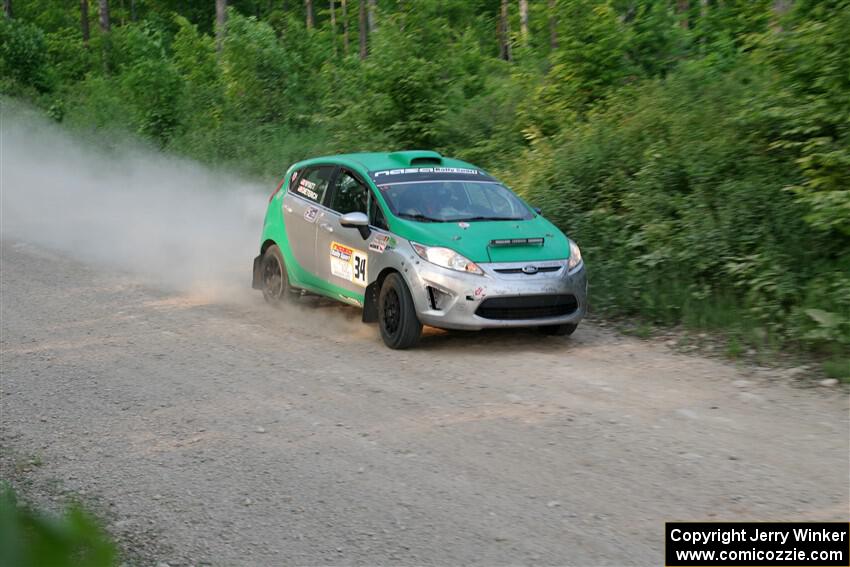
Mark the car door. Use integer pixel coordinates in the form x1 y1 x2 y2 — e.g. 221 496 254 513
316 169 372 295
282 165 336 278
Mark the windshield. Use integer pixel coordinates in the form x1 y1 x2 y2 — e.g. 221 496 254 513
377 181 534 223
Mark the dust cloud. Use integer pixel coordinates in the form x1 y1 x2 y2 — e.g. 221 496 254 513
1 106 270 302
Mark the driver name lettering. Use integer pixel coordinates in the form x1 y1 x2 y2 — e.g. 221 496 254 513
296 178 319 200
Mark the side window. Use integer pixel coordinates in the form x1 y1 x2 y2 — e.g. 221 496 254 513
330 171 369 215
369 194 389 230
292 166 334 203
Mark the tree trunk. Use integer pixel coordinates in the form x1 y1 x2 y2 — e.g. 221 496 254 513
519 0 528 44
367 0 376 33
358 0 367 59
770 0 792 31
3 0 11 18
130 0 135 21
342 0 349 56
98 0 110 32
548 0 557 49
80 0 90 44
498 0 511 61
305 0 314 30
330 0 337 56
215 0 226 53
677 0 689 29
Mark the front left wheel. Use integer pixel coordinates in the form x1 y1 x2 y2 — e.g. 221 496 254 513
261 245 295 305
378 273 422 349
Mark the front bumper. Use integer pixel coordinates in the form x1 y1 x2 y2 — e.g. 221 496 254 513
405 258 587 331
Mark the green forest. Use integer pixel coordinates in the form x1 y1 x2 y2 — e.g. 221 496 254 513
2 0 848 370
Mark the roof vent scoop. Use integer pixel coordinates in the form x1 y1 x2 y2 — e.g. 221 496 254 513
389 150 443 166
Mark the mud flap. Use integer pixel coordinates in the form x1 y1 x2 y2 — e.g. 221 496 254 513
251 254 263 290
362 280 379 322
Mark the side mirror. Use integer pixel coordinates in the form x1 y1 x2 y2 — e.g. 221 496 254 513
340 211 371 239
533 207 542 215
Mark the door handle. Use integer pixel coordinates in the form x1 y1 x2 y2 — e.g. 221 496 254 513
319 222 334 233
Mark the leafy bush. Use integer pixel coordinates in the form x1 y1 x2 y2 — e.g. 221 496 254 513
0 18 55 93
121 57 184 145
0 486 116 567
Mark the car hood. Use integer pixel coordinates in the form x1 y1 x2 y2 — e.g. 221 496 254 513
390 215 570 264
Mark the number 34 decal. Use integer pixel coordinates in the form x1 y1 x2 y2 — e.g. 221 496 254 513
353 255 367 283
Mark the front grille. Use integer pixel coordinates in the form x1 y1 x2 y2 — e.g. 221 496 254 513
492 266 561 275
475 294 578 320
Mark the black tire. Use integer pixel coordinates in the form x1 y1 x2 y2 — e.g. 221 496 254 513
539 322 578 336
378 273 422 349
260 245 295 305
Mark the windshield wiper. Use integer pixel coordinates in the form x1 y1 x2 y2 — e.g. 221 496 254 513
452 216 523 222
397 213 442 223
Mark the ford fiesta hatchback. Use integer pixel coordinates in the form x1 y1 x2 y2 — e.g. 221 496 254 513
252 151 587 349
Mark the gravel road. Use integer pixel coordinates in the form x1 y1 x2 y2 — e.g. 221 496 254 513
1 239 848 566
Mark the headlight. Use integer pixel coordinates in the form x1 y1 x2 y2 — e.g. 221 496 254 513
568 239 583 271
411 242 483 275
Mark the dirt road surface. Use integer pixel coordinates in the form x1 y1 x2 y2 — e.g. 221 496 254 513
1 239 848 566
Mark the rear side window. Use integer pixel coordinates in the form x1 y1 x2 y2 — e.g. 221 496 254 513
292 166 334 203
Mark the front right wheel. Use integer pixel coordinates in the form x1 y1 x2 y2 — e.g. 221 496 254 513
378 273 422 349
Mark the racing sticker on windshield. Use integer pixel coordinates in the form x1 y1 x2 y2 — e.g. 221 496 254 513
372 167 480 178
303 206 319 223
330 241 368 287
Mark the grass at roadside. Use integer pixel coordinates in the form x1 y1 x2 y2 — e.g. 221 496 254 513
0 484 116 567
823 358 850 383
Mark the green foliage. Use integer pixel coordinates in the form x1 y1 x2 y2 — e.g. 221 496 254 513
121 57 184 145
822 358 850 382
221 11 303 124
518 58 847 350
5 0 850 354
0 486 116 567
755 2 850 235
325 6 492 151
0 18 55 93
44 27 94 84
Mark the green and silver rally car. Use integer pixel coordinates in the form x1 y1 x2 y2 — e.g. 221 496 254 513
252 151 587 349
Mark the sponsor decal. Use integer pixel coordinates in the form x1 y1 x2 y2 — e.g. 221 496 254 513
296 178 319 200
474 286 486 298
373 167 480 177
303 206 319 223
369 234 391 253
330 241 368 287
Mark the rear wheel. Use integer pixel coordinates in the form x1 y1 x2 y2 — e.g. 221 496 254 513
378 273 422 349
538 323 578 336
261 245 295 305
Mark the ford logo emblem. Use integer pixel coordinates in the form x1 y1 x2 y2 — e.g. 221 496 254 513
522 265 538 274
